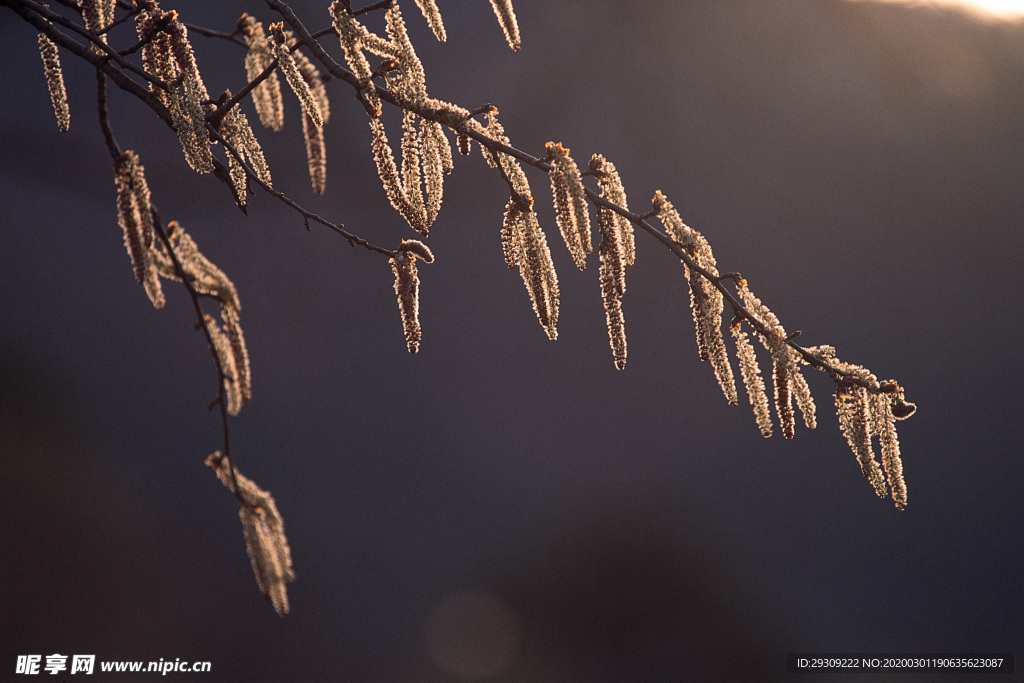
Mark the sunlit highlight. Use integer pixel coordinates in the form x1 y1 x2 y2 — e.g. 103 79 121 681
850 0 1024 19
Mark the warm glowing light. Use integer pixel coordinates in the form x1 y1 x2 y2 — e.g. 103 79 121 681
851 0 1024 19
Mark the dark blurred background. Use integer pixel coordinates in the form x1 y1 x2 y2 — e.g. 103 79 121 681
2 0 1023 680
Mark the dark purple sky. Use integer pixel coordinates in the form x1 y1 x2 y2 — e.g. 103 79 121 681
2 1 1023 680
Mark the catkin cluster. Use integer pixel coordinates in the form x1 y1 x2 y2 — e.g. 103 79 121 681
80 0 115 53
207 451 294 616
331 1 454 234
24 0 921 618
239 18 331 195
159 222 252 416
216 90 272 207
652 197 911 507
548 142 592 270
114 151 162 307
113 151 251 416
239 15 284 132
391 239 435 353
95 0 526 616
136 0 214 173
431 103 912 509
833 363 913 509
499 137 913 508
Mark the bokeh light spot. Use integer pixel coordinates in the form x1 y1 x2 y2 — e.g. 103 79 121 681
423 590 520 680
849 0 1024 19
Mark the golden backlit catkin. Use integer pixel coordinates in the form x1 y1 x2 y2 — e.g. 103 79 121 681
138 21 178 107
332 0 450 232
269 23 322 128
136 4 214 173
219 93 272 206
836 385 888 499
289 38 330 193
205 313 244 415
731 323 773 437
735 280 807 431
391 252 422 353
489 0 521 50
114 151 164 308
871 392 907 509
369 116 429 234
501 200 522 269
329 2 374 81
546 142 592 270
302 113 326 194
239 14 284 132
37 34 69 132
331 3 446 229
588 154 637 367
152 219 249 414
590 155 634 266
413 0 447 41
80 0 116 41
291 39 330 126
160 222 240 311
137 2 181 104
398 238 435 263
771 352 798 437
599 215 628 369
428 118 454 174
736 279 785 340
237 111 272 188
420 120 448 224
207 451 294 616
168 16 213 173
221 304 252 408
517 209 560 340
400 110 427 227
369 116 404 213
652 190 693 246
80 0 115 57
773 358 795 439
391 240 436 354
500 198 559 340
694 273 737 406
329 1 383 113
653 190 736 405
168 89 214 173
482 110 530 196
809 353 909 507
385 4 427 103
790 364 817 430
148 218 249 413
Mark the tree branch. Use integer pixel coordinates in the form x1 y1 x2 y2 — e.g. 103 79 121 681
263 0 886 395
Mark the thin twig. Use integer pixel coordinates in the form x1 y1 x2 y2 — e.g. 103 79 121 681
260 0 877 389
152 214 244 507
6 0 173 124
96 71 122 159
184 22 246 48
487 148 532 212
14 0 169 89
206 58 280 128
353 0 395 16
206 124 396 257
92 67 246 507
